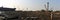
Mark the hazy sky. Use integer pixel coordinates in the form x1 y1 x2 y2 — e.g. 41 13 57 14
0 0 60 11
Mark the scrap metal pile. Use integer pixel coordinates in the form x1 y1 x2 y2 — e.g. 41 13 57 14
0 11 60 20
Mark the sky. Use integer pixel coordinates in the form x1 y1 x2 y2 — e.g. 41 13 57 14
0 0 60 11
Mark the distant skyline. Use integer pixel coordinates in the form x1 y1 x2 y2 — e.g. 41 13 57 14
0 0 60 11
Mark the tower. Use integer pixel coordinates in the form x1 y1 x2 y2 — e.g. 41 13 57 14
26 8 28 11
47 2 49 11
44 2 49 11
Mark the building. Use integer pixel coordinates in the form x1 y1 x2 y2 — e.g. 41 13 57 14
0 7 16 11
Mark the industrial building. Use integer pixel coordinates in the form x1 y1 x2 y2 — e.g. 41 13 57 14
0 7 16 11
